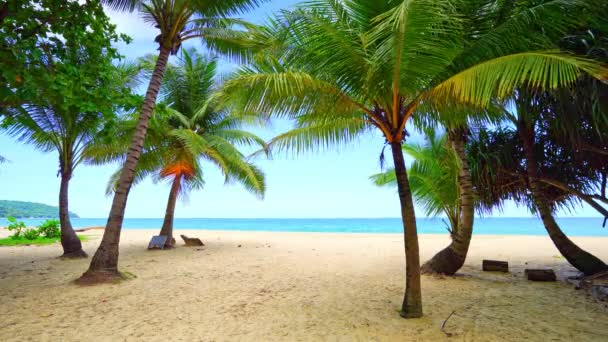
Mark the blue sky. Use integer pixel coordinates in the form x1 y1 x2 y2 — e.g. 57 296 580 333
0 1 600 219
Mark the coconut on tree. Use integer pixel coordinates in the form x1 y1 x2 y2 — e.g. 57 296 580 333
216 0 608 318
80 0 268 283
88 49 266 249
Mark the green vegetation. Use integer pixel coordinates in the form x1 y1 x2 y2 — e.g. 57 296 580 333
89 49 266 249
1 0 135 258
1 217 85 247
37 219 61 239
1 0 607 323
217 0 607 318
82 0 268 284
0 236 87 247
0 200 79 219
371 130 460 234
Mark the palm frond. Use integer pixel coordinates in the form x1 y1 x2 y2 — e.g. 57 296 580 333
427 51 607 108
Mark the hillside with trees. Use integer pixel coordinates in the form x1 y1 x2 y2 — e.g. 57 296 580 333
0 200 79 219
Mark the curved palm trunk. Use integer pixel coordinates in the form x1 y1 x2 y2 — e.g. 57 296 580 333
59 170 87 258
519 123 607 276
390 141 423 319
78 46 171 283
158 174 181 249
421 129 474 275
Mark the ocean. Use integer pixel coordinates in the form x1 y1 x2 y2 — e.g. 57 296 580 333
2 217 607 237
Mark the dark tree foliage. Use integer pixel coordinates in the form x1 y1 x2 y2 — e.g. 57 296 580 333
1 0 135 258
0 0 130 112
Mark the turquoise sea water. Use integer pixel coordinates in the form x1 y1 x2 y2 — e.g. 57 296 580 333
2 217 607 237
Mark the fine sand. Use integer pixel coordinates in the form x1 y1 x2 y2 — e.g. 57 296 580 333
0 229 607 341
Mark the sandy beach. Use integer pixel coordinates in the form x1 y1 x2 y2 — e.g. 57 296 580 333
0 229 607 341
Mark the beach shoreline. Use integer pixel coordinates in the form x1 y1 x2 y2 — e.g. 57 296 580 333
1 229 607 341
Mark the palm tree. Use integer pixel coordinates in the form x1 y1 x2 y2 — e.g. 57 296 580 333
370 128 476 275
92 49 266 249
217 0 607 318
1 63 133 258
468 119 608 275
2 106 88 258
513 90 607 275
81 0 267 283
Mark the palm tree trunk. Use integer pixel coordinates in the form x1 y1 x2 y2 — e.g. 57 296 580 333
390 141 423 319
59 169 87 258
159 174 181 249
421 128 474 275
78 46 171 283
518 122 607 276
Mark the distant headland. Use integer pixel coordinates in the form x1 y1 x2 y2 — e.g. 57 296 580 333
0 200 79 219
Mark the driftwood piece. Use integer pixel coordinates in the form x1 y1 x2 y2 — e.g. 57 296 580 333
180 234 204 247
441 310 456 337
148 235 168 250
525 269 556 282
482 260 509 272
74 226 105 233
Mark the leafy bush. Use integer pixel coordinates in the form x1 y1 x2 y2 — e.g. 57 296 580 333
6 216 26 239
37 219 61 238
22 228 40 240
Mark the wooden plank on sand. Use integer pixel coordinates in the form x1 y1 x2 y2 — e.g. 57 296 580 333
482 260 509 272
525 269 557 282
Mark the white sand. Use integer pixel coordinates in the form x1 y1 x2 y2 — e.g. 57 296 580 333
0 229 607 341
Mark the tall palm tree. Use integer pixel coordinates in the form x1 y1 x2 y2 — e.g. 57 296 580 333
81 0 267 283
217 0 607 318
92 49 266 249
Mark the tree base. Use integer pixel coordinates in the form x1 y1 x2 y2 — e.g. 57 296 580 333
60 249 88 259
74 269 127 286
399 308 423 319
420 246 465 276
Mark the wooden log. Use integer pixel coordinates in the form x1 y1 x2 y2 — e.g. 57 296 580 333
180 234 204 247
525 269 557 282
482 260 509 272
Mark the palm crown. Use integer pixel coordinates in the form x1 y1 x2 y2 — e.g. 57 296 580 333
103 0 267 57
218 0 606 148
91 48 266 199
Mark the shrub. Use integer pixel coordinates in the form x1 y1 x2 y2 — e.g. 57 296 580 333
37 219 61 238
6 216 26 239
22 228 40 240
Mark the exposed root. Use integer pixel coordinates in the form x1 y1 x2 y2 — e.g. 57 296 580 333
60 249 89 259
